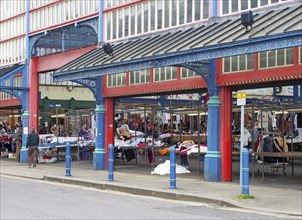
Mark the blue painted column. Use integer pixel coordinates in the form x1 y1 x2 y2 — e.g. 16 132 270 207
93 77 106 170
169 146 177 189
241 148 250 195
108 144 114 181
20 110 29 163
93 1 106 170
204 60 221 182
20 0 30 163
98 0 103 46
65 142 71 176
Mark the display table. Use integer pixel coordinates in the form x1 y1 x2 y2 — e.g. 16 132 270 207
171 135 207 144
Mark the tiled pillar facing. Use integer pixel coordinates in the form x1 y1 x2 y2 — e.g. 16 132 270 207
93 77 106 170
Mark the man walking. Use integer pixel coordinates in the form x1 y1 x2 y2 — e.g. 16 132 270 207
26 127 39 168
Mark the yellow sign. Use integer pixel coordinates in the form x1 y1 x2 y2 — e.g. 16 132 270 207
236 93 246 99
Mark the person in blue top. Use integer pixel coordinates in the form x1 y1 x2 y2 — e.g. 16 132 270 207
80 124 88 140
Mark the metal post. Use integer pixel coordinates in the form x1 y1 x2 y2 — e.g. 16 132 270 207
197 107 201 175
170 146 177 189
240 105 244 189
241 148 250 195
65 142 71 176
251 105 255 180
56 107 59 142
108 144 114 181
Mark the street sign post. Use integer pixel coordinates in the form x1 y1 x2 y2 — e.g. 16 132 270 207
237 93 249 195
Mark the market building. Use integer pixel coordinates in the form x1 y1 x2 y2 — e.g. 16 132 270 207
0 0 301 182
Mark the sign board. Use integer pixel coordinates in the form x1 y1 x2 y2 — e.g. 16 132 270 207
55 104 61 108
236 93 246 106
49 103 55 108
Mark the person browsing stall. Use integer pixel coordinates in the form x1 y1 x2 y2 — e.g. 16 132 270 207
26 127 39 168
14 123 23 162
80 124 89 140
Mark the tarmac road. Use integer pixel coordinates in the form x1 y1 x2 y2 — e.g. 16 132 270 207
0 175 298 220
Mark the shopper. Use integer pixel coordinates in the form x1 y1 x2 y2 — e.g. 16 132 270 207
14 123 22 162
51 124 57 136
39 123 47 134
26 127 39 168
80 124 88 140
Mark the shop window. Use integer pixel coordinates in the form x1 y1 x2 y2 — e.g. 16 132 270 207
112 11 117 39
203 0 209 19
172 0 177 26
231 0 238 13
268 50 276 67
137 4 142 34
106 14 111 39
143 3 148 33
187 0 193 23
118 9 123 38
179 0 185 25
130 6 136 35
223 54 254 74
181 67 199 78
154 66 177 82
129 70 150 85
243 0 252 11
250 0 258 9
164 0 170 28
224 57 231 73
231 57 238 72
259 52 266 68
259 48 294 69
221 0 290 15
104 0 210 41
107 73 126 87
157 0 163 29
13 76 22 87
194 0 201 21
286 47 294 65
125 8 129 37
277 49 285 66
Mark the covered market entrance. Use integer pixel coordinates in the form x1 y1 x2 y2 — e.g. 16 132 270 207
52 3 302 182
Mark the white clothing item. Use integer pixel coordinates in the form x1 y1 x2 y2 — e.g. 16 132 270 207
297 128 302 140
151 160 191 175
240 128 252 147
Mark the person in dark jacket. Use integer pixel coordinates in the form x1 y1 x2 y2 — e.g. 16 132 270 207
26 127 39 168
14 124 23 162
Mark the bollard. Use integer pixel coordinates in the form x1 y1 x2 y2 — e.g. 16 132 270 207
65 142 71 176
108 144 114 181
241 148 250 195
170 146 177 189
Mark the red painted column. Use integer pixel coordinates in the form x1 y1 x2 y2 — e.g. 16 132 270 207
219 86 232 182
28 58 39 131
104 97 114 169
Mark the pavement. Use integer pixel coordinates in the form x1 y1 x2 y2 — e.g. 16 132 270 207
0 158 301 218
